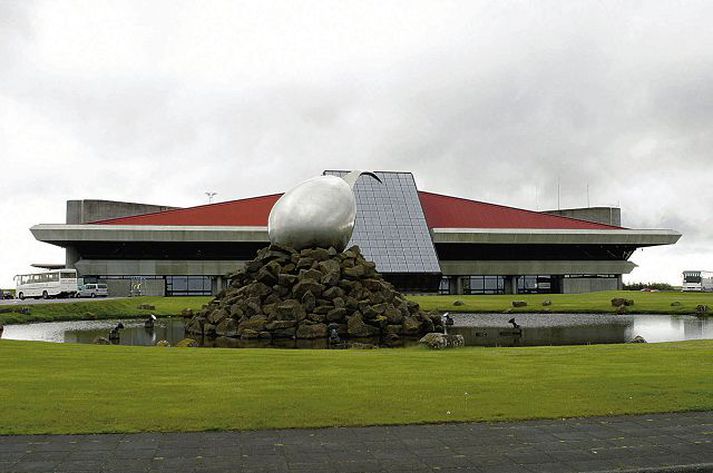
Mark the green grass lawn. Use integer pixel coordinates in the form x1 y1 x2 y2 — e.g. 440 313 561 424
0 296 210 325
411 290 713 315
2 290 712 326
0 339 711 435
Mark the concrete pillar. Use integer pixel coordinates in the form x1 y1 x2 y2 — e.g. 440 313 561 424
211 276 226 296
504 276 518 295
65 246 80 271
449 276 466 295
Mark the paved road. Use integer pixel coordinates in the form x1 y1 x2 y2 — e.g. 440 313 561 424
0 412 711 472
0 297 126 306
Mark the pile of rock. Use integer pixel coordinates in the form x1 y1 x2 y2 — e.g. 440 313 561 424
185 244 442 343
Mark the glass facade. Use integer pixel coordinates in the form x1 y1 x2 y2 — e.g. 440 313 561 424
467 276 506 294
324 171 441 278
100 275 213 296
165 276 212 296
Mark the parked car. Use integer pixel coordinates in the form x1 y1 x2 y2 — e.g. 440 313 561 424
76 283 108 298
1 290 14 299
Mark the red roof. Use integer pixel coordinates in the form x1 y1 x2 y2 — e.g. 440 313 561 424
93 191 621 230
418 191 621 230
93 194 281 226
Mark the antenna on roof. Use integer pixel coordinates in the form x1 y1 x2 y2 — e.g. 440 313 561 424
587 183 590 208
557 177 561 210
205 192 217 203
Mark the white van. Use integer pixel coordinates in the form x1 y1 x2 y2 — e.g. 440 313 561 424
76 283 109 298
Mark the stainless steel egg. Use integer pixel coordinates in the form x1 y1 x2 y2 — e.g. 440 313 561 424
268 171 381 251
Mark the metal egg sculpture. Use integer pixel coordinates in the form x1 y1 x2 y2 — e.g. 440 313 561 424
268 170 382 252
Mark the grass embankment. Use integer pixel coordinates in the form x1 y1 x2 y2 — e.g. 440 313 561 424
0 296 210 325
1 291 712 325
0 339 711 434
412 290 713 315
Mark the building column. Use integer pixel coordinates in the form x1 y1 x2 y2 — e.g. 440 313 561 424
450 276 466 295
65 246 80 270
504 275 518 295
212 276 226 296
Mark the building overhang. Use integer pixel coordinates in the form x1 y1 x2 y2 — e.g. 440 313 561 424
32 224 682 250
31 224 269 246
74 259 246 276
440 260 637 276
431 228 681 247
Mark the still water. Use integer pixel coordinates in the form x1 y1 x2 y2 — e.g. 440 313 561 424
450 313 713 346
2 313 713 347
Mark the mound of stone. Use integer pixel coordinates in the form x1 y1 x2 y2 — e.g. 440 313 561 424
185 244 442 343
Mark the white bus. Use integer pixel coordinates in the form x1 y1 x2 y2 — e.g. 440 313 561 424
681 270 713 292
13 269 79 299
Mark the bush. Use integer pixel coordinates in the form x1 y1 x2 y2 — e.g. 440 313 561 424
623 282 674 291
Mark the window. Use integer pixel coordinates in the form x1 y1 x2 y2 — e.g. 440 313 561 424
165 276 211 296
467 276 505 295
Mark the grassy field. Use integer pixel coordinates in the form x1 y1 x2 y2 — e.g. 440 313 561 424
2 291 712 326
411 290 713 315
0 296 210 325
0 339 711 435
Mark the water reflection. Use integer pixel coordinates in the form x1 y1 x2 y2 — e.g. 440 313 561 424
2 313 713 348
450 313 713 347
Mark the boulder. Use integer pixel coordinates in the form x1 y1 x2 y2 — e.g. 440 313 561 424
240 329 260 340
176 338 200 347
322 286 345 300
292 279 324 299
296 323 328 339
696 304 710 315
238 316 267 334
628 335 647 344
274 300 307 321
326 307 348 322
216 318 238 337
347 313 380 337
541 300 552 307
155 340 171 347
512 300 527 308
93 336 111 345
402 316 423 335
418 333 465 349
265 320 297 330
301 291 316 313
452 300 465 306
670 301 682 307
611 298 634 307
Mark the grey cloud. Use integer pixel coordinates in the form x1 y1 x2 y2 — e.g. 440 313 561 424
2 0 713 285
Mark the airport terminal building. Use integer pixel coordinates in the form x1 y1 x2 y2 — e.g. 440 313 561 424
31 171 681 296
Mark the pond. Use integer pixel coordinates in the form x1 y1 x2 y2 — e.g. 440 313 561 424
1 313 712 348
449 313 713 346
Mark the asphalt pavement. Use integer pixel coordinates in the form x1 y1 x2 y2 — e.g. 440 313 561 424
0 412 711 472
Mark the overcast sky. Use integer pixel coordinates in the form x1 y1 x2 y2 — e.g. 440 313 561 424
1 0 712 287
